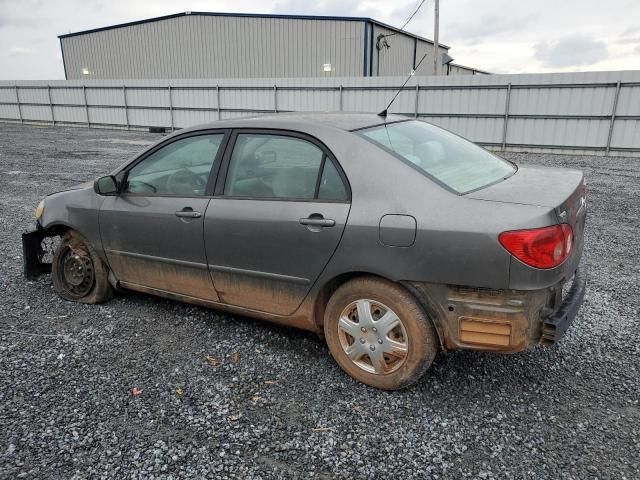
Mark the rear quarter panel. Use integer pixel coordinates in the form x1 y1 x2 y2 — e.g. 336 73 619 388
312 131 558 291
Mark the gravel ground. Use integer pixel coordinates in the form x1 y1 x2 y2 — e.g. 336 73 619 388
0 123 638 479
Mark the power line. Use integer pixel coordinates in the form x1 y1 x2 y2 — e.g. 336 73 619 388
383 0 429 38
399 0 428 32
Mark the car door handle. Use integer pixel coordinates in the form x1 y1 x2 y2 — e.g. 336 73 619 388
175 209 201 218
299 217 335 227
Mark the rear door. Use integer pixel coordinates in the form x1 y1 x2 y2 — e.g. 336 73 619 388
204 130 351 315
100 130 228 301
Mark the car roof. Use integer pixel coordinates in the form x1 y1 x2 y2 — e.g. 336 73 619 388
184 112 410 133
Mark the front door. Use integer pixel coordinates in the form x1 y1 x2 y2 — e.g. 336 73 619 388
100 131 227 301
204 131 351 315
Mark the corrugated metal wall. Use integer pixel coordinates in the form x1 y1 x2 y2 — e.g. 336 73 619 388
372 25 415 76
61 16 366 79
1 70 639 156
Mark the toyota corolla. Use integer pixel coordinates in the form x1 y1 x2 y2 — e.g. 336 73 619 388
23 113 587 390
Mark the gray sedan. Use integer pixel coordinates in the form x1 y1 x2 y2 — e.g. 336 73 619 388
23 113 586 390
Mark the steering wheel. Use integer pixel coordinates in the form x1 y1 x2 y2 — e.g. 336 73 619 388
126 180 157 194
166 167 206 194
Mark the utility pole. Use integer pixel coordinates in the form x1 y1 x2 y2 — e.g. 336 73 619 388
433 0 440 75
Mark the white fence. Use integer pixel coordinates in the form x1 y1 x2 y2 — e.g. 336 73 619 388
1 70 639 156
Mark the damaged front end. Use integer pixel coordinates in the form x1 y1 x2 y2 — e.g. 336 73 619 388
22 227 60 280
405 265 587 353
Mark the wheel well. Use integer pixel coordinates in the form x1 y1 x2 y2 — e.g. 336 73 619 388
41 223 72 238
312 272 391 330
312 273 446 350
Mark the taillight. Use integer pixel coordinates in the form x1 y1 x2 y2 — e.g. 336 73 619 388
499 224 573 269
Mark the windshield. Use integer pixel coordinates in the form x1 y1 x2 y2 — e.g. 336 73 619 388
360 120 516 194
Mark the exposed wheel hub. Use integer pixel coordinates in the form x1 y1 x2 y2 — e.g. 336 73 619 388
59 248 94 297
337 299 409 374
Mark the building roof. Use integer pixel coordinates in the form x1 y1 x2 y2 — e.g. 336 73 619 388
449 63 491 75
57 11 450 49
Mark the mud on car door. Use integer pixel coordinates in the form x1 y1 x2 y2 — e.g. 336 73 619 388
99 131 229 300
204 130 351 315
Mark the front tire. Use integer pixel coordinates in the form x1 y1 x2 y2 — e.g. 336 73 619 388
324 277 438 390
52 230 113 304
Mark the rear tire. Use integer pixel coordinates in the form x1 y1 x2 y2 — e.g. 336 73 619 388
52 230 113 304
324 277 438 390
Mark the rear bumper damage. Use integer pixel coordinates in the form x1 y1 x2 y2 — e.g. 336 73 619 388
540 266 587 345
405 265 587 353
22 228 51 280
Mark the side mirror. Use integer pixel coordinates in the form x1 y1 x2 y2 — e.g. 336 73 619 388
94 175 119 195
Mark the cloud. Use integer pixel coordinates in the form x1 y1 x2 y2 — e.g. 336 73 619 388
0 12 38 29
616 36 640 45
0 0 639 79
9 46 34 56
445 13 537 43
272 0 379 17
533 34 608 68
621 26 640 37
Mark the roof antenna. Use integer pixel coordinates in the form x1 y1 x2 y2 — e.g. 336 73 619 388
375 0 430 118
378 52 429 118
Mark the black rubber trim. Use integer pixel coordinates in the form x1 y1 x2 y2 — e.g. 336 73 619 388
22 229 51 279
541 265 587 344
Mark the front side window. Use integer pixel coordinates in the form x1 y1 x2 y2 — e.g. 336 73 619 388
360 120 516 194
125 134 224 195
224 133 348 201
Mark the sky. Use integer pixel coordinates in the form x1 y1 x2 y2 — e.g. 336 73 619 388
1 0 640 79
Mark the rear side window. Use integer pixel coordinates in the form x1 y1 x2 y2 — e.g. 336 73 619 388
318 159 348 201
360 120 515 194
224 133 348 201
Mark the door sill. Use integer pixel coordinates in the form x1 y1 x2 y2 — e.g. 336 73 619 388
119 281 292 321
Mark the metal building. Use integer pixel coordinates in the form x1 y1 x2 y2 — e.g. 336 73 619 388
58 12 487 80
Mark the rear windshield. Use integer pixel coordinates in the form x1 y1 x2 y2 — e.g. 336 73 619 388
360 120 516 194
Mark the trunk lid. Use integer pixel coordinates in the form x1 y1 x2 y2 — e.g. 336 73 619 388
467 165 586 228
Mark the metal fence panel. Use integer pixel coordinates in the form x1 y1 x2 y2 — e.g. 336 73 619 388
611 120 640 149
1 70 639 155
419 87 506 115
125 87 167 108
509 86 614 116
52 105 84 123
616 86 640 116
0 88 17 103
127 107 169 128
87 106 125 126
85 87 123 107
424 116 504 144
173 109 219 128
507 118 610 147
0 104 19 119
277 89 341 112
50 87 84 105
220 110 273 120
172 88 218 110
220 88 274 111
19 104 51 122
15 87 49 104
